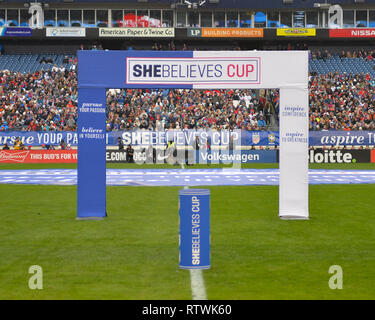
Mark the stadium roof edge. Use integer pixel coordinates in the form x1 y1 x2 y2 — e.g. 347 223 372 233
2 0 375 9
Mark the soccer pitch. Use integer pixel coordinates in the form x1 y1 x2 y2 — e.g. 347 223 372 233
1 163 375 299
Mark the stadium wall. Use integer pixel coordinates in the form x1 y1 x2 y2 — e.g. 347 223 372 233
3 29 375 56
1 28 375 46
1 149 374 164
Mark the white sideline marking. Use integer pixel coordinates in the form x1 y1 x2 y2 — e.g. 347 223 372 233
182 163 208 300
189 269 207 300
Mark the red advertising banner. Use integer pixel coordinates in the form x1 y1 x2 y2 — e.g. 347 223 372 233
329 28 375 38
0 150 77 163
371 150 375 163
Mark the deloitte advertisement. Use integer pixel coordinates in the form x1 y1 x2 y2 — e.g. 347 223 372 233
308 149 370 163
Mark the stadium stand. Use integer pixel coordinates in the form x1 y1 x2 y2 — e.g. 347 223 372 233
0 48 374 135
0 0 375 137
310 55 375 78
0 54 76 74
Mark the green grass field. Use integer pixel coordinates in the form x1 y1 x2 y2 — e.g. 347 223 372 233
1 163 375 299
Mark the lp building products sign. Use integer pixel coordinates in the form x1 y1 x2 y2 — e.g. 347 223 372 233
188 28 264 38
188 28 202 37
202 28 263 38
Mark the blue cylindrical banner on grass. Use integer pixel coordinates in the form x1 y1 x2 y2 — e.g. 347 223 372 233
179 189 210 269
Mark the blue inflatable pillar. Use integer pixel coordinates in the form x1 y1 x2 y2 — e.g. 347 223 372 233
77 87 107 220
179 189 210 269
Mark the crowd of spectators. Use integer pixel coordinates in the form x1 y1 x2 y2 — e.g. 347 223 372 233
311 48 375 61
106 88 277 131
0 48 375 133
309 71 375 131
0 66 77 132
0 62 278 132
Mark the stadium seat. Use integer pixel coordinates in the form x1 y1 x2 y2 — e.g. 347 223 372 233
310 54 375 78
0 54 77 73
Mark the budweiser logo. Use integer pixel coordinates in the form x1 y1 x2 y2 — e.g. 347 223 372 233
0 151 29 162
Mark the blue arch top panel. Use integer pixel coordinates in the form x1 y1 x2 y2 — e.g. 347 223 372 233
78 50 194 89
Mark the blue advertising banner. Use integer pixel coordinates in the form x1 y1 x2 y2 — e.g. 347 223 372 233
77 87 107 219
0 27 32 37
114 130 242 147
309 131 375 147
240 131 278 146
179 189 210 269
0 131 78 146
2 130 375 147
198 149 277 163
